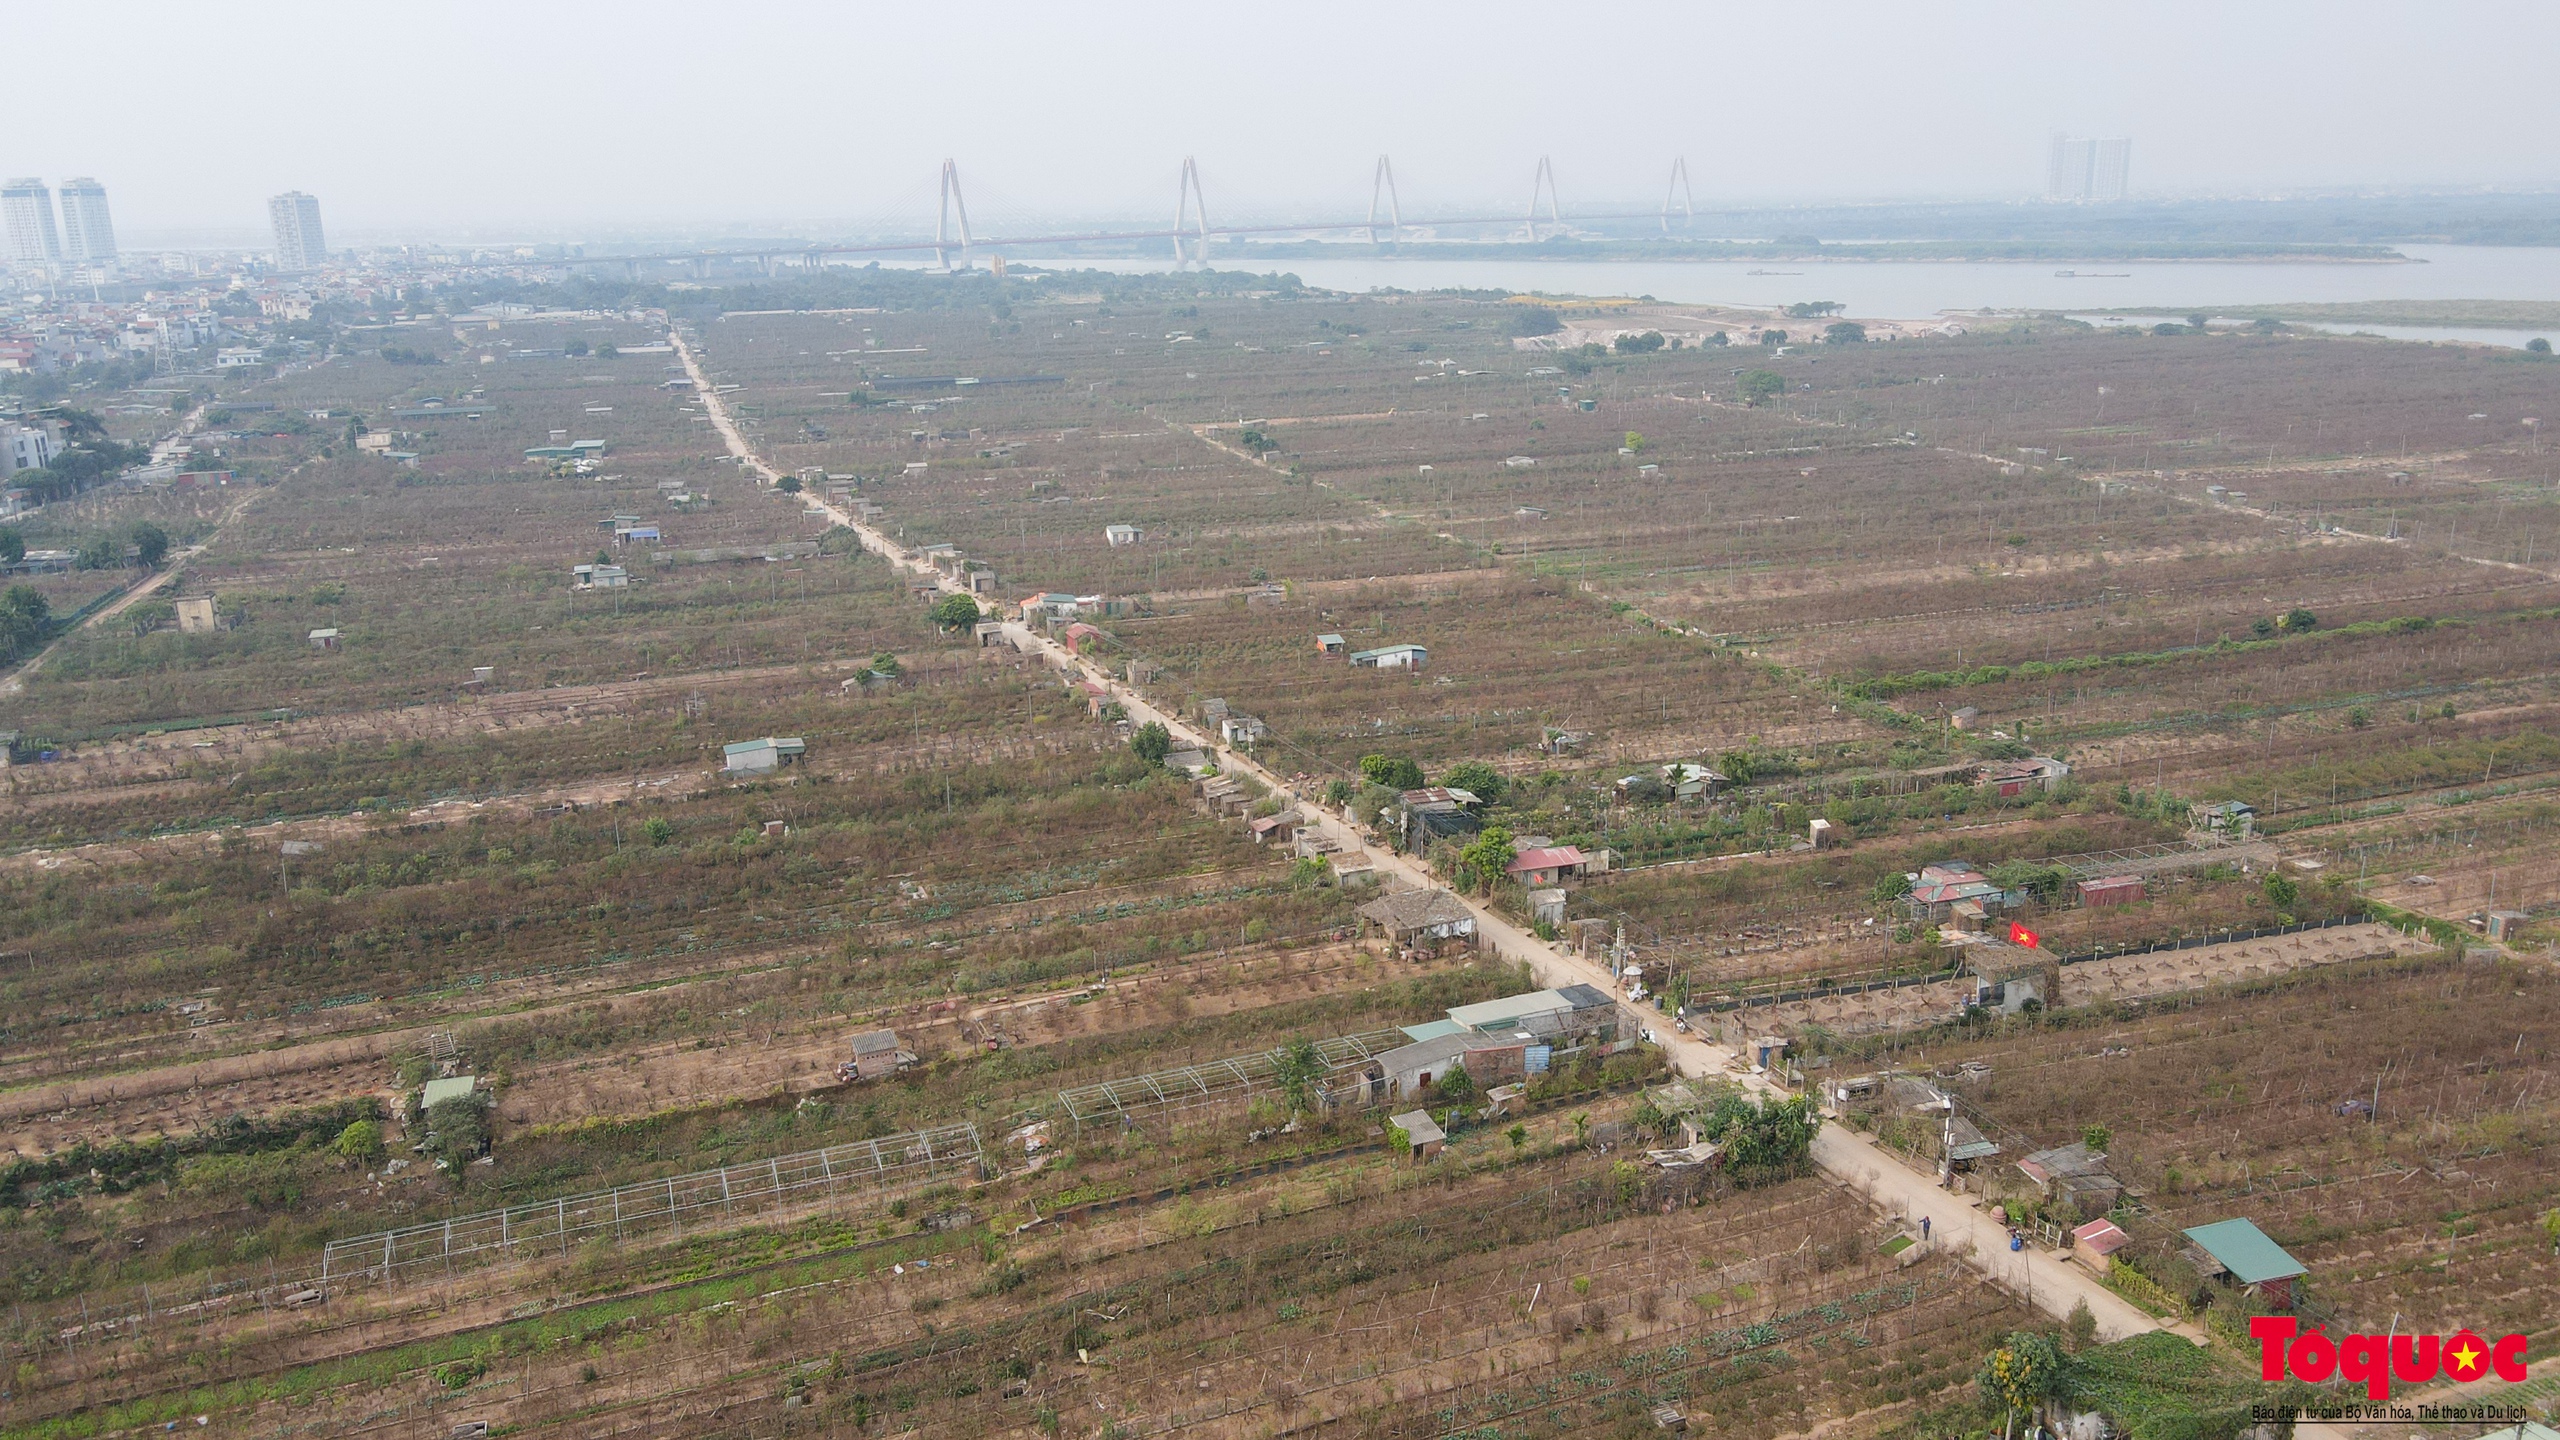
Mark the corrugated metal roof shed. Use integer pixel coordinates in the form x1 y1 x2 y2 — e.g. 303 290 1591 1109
2182 1218 2306 1285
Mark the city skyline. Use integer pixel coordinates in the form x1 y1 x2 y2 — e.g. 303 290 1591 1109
4 1 2557 238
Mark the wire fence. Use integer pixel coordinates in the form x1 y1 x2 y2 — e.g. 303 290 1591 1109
319 1122 984 1288
1052 1028 1409 1133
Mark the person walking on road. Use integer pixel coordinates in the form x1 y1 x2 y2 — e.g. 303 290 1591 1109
1920 1215 1931 1243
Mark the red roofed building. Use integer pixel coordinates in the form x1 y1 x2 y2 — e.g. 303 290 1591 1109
1505 845 1587 887
2070 1218 2129 1275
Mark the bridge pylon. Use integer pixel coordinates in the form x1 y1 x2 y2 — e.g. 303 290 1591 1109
1173 156 1211 269
1523 156 1561 241
1367 155 1404 247
936 158 975 271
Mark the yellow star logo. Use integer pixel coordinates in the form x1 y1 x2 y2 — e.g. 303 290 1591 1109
2449 1342 2483 1374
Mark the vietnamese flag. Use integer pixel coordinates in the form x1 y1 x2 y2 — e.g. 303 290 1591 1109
2008 920 2041 949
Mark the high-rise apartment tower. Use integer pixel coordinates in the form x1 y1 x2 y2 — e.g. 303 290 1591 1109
268 190 326 269
2046 136 2131 202
2 178 63 268
56 178 115 265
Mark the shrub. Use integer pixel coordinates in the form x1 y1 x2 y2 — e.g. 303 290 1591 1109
1358 754 1424 790
333 1119 385 1165
1437 759 1505 803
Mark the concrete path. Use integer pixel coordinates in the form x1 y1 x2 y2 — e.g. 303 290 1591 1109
670 328 2176 1347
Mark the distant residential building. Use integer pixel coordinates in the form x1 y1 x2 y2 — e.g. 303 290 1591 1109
1 179 62 269
216 347 264 368
268 191 327 270
1104 523 1142 546
0 420 57 476
55 178 114 265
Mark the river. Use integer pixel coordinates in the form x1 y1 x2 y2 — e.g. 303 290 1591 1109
1038 244 2560 347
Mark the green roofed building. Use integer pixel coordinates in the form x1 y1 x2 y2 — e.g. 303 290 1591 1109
420 1075 478 1109
2182 1218 2306 1308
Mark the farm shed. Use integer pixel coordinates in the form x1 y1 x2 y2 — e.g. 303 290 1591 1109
2190 800 2256 840
1528 887 1566 928
2079 874 2147 907
2018 1141 2122 1218
175 596 217 632
1661 762 1726 800
1315 632 1346 655
1389 1110 1445 1161
1247 810 1304 844
2486 910 2529 942
1907 862 2009 924
1447 984 1618 1046
1104 523 1143 546
421 1075 480 1109
842 1029 917 1081
1393 787 1482 851
973 620 1006 646
1941 1117 2000 1172
1373 1034 1473 1097
573 563 629 589
1966 948 2053 1014
306 628 340 650
1981 756 2069 797
2182 1218 2307 1309
2070 1218 2129 1276
1358 889 1478 952
1347 642 1427 670
723 736 806 775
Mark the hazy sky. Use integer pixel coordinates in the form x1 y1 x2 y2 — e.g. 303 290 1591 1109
15 1 2560 244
